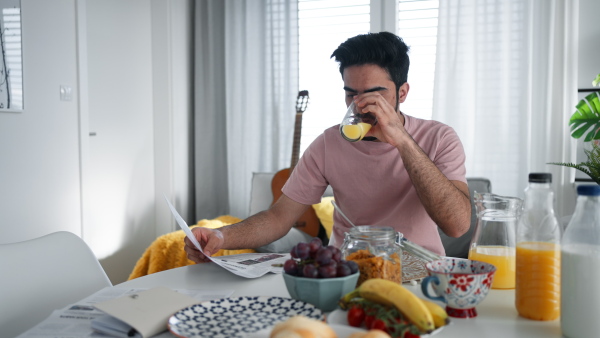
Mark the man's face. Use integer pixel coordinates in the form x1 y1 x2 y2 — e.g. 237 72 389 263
342 64 401 111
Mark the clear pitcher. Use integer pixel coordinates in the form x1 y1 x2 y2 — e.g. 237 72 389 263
468 192 523 289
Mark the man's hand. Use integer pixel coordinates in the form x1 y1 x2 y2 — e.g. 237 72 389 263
184 227 224 263
353 92 408 147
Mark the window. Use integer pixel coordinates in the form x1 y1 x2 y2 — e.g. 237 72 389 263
298 0 370 154
397 0 438 120
298 0 439 154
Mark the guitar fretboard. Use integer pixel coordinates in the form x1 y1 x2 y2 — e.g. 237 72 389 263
290 112 303 170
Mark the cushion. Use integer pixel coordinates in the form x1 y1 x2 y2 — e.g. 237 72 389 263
255 197 335 254
312 196 334 239
128 216 255 280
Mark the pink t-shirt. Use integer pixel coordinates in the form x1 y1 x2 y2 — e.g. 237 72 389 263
282 114 467 256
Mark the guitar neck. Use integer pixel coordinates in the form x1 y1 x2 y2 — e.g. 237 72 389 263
290 112 303 170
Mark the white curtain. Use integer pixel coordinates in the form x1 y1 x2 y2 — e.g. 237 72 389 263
195 0 298 220
432 0 579 217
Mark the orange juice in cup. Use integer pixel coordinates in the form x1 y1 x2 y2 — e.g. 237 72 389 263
341 122 372 142
339 102 376 142
468 245 516 289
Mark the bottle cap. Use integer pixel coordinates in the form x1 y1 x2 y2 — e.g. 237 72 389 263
577 184 600 196
528 173 552 183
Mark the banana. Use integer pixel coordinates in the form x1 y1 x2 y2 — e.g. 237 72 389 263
341 278 435 333
420 298 449 329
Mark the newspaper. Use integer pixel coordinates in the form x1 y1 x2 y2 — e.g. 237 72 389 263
17 287 234 338
165 196 290 278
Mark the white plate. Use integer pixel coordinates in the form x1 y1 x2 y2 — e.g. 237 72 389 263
168 296 323 338
248 324 366 338
327 309 447 337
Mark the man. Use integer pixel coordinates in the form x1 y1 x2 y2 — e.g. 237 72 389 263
185 32 471 263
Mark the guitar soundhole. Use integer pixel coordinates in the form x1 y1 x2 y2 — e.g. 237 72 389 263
294 221 307 228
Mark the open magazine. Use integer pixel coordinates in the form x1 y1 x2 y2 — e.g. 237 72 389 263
165 196 289 278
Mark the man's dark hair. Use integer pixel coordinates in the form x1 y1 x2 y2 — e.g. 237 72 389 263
331 31 410 93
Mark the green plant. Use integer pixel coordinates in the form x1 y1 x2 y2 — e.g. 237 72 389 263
550 143 600 185
548 73 600 184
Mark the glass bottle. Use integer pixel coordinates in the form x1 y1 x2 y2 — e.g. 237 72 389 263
340 226 402 286
515 173 561 321
561 184 600 338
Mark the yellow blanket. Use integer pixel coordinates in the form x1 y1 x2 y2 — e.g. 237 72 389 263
128 215 256 280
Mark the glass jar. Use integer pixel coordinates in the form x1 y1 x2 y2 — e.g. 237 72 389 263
340 226 403 286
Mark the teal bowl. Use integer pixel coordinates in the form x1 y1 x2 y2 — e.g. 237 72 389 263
282 272 359 312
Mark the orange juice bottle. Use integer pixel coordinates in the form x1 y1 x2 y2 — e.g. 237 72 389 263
515 173 561 321
468 245 515 289
515 242 560 320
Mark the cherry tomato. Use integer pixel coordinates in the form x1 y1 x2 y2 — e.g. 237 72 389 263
365 315 375 329
347 306 365 327
371 319 387 332
404 332 421 338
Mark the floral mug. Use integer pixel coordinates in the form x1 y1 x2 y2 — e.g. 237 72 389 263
421 258 496 318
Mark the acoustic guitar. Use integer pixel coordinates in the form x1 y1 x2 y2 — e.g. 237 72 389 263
271 90 321 237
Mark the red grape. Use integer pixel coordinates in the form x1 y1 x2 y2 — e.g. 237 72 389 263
284 238 357 279
315 247 333 266
336 263 351 277
303 264 318 278
329 246 342 262
292 242 310 260
318 262 337 278
346 260 359 274
283 259 298 275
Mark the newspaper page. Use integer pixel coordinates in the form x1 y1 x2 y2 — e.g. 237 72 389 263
165 196 291 278
17 287 234 338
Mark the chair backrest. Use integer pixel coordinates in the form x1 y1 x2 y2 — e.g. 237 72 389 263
249 172 334 216
0 231 112 336
249 172 276 216
438 177 492 258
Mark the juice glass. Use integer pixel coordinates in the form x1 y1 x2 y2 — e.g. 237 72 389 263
340 101 376 142
468 192 523 289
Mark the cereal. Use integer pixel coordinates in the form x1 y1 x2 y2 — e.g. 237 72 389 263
346 249 402 286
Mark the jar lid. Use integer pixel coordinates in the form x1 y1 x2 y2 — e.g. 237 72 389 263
577 184 600 196
529 173 551 183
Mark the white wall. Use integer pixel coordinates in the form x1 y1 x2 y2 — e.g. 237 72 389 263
82 0 194 284
578 0 600 89
0 0 194 285
82 0 157 284
0 1 82 242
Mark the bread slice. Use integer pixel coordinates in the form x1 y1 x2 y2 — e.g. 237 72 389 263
270 316 336 338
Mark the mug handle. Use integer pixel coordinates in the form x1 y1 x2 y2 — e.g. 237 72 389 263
421 275 445 303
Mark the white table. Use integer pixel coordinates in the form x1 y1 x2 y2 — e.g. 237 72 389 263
118 262 562 338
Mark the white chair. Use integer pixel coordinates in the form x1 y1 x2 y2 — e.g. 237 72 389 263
0 231 112 337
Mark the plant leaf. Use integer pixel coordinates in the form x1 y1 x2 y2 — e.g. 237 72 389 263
549 143 600 184
593 73 600 87
570 92 600 141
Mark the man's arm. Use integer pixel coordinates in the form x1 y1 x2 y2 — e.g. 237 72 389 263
355 92 471 238
184 194 308 263
397 137 471 237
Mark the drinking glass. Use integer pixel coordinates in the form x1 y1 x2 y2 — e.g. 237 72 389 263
339 101 377 142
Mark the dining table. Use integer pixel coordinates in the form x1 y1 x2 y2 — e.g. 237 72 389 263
117 261 563 338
